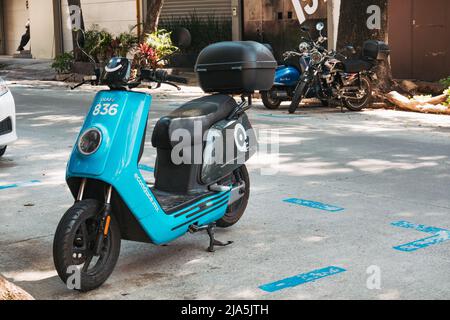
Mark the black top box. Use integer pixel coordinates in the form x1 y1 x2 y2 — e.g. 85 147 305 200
363 40 390 61
195 41 277 94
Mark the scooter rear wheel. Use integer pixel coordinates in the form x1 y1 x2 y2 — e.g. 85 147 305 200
53 199 121 292
216 165 250 228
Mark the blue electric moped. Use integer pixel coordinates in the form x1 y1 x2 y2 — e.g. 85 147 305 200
53 32 277 292
260 24 327 109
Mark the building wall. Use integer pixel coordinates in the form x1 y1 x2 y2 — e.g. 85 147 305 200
3 0 29 55
61 0 138 52
29 0 56 59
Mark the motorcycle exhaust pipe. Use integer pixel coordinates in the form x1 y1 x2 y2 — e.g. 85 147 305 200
273 91 289 98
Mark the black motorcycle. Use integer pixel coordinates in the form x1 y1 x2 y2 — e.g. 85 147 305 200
289 22 390 114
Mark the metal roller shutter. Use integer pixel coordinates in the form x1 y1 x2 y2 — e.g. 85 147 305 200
160 0 232 20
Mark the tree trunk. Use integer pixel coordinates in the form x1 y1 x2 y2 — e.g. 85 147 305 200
0 275 34 300
385 91 450 115
337 0 392 92
67 0 85 60
144 0 165 34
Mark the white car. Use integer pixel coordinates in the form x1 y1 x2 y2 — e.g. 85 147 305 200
0 78 17 157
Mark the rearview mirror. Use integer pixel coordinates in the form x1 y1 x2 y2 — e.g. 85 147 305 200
345 45 357 55
316 22 325 32
171 28 192 49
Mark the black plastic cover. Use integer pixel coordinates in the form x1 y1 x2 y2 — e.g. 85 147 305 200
195 41 277 94
363 40 390 61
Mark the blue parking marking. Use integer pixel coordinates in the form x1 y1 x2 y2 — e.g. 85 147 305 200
138 164 154 173
284 198 344 212
392 221 450 252
0 180 41 191
259 266 346 293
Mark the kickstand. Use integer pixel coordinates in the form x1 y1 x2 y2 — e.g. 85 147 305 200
206 223 233 252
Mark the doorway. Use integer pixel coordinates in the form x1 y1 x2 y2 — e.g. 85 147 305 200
242 0 327 60
389 0 450 81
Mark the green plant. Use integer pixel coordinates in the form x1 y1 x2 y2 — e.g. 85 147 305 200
134 29 178 68
111 31 139 57
159 11 232 54
444 87 450 107
82 25 113 63
134 43 158 68
439 76 450 88
145 29 178 59
51 52 74 74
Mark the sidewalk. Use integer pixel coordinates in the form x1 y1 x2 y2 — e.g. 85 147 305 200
0 56 56 81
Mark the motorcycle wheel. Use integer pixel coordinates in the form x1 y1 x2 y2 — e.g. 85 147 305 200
261 90 282 109
289 82 307 114
344 76 372 111
217 165 250 228
53 199 121 292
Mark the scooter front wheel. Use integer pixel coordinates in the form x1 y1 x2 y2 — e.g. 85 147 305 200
217 165 250 228
261 90 282 109
53 199 121 292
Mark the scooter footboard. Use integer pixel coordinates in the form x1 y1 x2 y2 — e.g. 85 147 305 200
67 175 231 245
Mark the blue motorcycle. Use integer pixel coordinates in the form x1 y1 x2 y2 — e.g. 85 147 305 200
53 31 277 291
260 25 328 109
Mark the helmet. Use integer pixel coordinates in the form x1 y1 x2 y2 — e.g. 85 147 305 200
102 57 131 88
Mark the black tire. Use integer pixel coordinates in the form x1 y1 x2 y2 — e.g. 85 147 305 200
216 165 250 228
0 146 6 157
261 90 281 109
53 199 121 292
320 99 329 107
344 76 372 111
289 82 307 114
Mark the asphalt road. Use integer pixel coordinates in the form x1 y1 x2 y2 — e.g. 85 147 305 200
1 82 450 300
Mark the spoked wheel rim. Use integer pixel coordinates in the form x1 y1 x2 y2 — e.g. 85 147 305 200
71 216 112 275
346 77 371 109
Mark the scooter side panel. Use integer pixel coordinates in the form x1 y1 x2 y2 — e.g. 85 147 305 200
274 66 300 87
67 90 230 245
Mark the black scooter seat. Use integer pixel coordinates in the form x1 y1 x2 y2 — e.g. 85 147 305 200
152 94 237 150
342 59 374 73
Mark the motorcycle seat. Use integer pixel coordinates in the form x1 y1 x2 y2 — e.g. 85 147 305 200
152 94 237 150
343 59 374 73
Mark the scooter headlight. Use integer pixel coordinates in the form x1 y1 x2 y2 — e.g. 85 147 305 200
78 128 102 155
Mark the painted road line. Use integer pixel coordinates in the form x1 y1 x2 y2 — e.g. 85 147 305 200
284 198 344 212
259 266 346 293
0 180 42 191
138 164 155 173
391 221 448 234
392 221 450 252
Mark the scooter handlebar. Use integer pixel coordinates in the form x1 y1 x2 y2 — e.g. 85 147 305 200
142 69 188 84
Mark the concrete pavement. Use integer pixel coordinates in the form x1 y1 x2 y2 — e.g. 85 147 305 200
0 82 449 300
